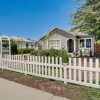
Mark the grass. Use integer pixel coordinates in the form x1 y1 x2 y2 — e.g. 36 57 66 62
0 69 100 100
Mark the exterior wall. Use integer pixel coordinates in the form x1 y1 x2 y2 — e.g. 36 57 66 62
18 42 34 49
41 29 76 50
79 37 95 55
34 28 95 56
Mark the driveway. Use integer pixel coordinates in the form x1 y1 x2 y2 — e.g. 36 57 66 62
0 78 69 100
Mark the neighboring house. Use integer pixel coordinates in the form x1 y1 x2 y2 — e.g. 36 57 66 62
10 36 34 49
34 28 95 56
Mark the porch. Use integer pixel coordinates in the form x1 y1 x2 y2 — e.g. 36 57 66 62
66 38 77 53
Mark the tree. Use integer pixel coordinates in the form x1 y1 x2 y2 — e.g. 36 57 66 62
71 0 100 40
11 39 18 55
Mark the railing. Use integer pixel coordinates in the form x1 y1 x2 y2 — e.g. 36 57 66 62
0 54 100 89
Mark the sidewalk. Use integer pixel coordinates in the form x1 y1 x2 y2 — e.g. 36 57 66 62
0 78 69 100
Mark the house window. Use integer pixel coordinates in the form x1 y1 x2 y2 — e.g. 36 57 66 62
26 43 29 48
86 39 91 48
48 39 61 49
80 39 84 48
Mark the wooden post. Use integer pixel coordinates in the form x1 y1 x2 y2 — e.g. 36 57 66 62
96 59 99 85
64 63 67 84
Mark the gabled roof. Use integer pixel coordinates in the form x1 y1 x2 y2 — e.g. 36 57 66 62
34 27 95 44
34 27 76 44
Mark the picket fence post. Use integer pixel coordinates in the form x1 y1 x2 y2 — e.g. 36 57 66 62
24 56 27 75
1 55 3 70
63 63 67 84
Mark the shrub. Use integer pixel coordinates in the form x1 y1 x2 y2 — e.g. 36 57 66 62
49 48 59 57
58 49 71 63
18 48 34 54
30 48 71 63
31 50 50 56
11 42 18 55
38 50 50 56
30 50 38 56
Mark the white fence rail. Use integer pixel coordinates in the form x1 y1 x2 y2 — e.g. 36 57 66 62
66 58 100 88
0 54 100 89
0 55 64 81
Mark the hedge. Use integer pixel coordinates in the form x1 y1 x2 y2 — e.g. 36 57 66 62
18 48 34 54
30 48 71 63
18 48 71 63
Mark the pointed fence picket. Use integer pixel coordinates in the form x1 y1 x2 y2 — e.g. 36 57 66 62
65 58 100 88
0 54 100 89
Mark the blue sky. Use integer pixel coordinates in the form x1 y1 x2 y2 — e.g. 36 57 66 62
0 0 80 40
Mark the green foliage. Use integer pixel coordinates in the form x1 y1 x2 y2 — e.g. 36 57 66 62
1 39 18 55
18 48 34 54
96 40 100 44
49 48 59 57
58 49 71 63
71 0 100 40
11 41 18 55
30 48 71 63
80 49 82 57
2 40 9 47
30 50 39 56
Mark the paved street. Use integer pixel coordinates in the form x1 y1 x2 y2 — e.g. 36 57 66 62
0 78 69 100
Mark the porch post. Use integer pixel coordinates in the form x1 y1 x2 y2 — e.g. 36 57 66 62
74 39 76 53
66 39 68 52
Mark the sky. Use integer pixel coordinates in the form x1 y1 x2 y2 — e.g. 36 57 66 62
0 0 80 40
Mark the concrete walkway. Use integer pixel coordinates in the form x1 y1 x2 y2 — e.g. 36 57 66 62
0 78 69 100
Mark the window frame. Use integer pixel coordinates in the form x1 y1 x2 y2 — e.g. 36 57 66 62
79 38 92 49
86 39 92 48
80 39 85 48
47 38 61 49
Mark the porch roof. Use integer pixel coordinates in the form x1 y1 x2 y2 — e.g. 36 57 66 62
76 34 95 38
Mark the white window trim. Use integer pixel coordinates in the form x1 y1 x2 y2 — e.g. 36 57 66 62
66 38 75 53
86 38 92 49
79 38 92 49
47 38 61 49
79 38 85 48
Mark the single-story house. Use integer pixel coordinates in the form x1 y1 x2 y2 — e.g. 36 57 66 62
34 28 95 56
10 36 34 49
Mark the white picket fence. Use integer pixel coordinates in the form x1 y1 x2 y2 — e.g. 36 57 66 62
67 58 100 88
0 54 100 89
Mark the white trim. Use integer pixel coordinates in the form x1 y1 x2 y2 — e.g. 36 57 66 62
79 38 94 55
66 38 75 53
47 38 61 49
0 35 11 59
86 38 92 49
79 38 92 49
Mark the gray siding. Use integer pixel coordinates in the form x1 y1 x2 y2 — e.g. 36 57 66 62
41 28 76 50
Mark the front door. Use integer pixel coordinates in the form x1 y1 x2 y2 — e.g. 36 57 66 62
67 39 74 53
